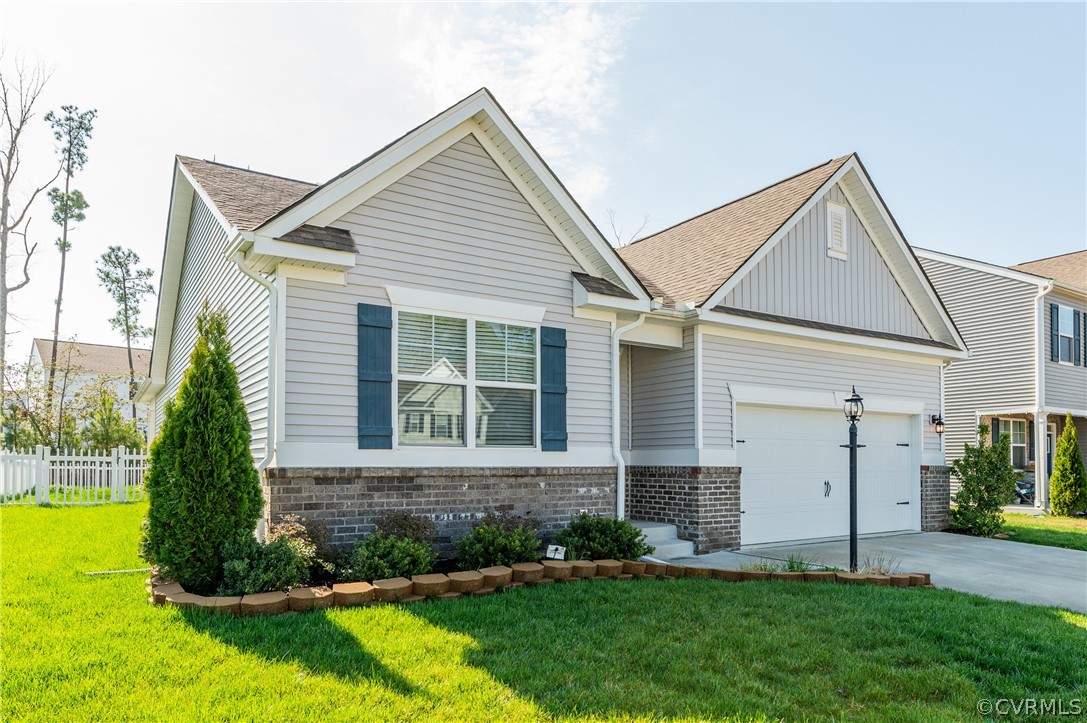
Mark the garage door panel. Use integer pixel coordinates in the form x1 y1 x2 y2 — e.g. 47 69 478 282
738 405 915 545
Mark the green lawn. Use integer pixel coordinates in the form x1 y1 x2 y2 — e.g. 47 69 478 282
3 504 1086 722
1003 512 1087 552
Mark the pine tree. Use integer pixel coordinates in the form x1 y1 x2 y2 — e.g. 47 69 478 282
140 304 263 593
1050 414 1087 517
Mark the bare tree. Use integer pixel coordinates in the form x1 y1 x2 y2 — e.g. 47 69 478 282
0 54 59 391
605 208 650 247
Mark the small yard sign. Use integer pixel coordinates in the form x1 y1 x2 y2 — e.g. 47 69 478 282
545 545 566 560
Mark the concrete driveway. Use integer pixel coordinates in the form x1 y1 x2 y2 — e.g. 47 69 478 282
666 532 1087 613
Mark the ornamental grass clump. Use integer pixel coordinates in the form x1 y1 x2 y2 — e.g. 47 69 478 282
139 304 263 594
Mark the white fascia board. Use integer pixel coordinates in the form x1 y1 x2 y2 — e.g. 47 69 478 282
837 167 968 351
1043 407 1087 418
146 164 200 389
702 161 854 310
914 247 1053 288
626 448 739 467
385 285 546 324
620 321 683 349
573 281 652 314
274 442 616 468
250 235 357 270
698 310 968 362
1045 283 1087 301
730 383 924 415
277 264 346 285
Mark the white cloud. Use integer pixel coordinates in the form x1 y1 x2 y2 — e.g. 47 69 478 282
398 3 638 204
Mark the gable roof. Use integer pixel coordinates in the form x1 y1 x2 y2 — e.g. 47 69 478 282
175 156 317 231
32 339 151 376
617 155 852 306
1011 251 1086 291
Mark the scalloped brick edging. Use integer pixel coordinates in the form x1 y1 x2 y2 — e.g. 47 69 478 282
148 563 934 617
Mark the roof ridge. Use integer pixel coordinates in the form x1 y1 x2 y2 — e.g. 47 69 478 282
626 153 854 248
176 155 318 188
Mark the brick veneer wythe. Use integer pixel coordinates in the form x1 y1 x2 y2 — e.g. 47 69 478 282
625 466 741 554
264 466 616 556
920 465 950 531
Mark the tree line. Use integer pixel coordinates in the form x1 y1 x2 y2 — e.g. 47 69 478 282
1 52 154 450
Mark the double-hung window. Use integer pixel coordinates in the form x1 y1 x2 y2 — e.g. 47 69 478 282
395 310 538 448
1058 306 1075 363
997 418 1027 469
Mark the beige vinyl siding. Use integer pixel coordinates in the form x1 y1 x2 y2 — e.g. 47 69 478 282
701 333 942 459
283 134 612 450
155 195 270 458
919 256 1040 464
629 328 696 450
723 185 929 339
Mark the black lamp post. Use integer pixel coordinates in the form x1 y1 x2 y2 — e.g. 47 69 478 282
842 386 864 573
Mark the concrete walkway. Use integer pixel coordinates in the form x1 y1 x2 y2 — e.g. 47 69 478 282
666 532 1087 613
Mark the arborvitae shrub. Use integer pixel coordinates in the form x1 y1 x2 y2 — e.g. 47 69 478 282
948 424 1019 537
1050 414 1087 516
139 304 263 594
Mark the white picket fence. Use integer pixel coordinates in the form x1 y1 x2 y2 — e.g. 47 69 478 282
0 446 148 505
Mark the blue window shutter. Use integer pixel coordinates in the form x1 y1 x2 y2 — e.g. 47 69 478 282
992 419 1000 445
1028 420 1035 462
358 303 393 449
1050 304 1059 362
540 326 568 451
1074 310 1082 366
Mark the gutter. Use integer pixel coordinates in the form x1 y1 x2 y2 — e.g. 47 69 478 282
232 247 278 474
612 313 648 520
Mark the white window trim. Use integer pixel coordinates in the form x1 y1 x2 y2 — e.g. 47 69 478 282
392 306 541 450
997 417 1028 468
826 200 848 261
1056 305 1076 365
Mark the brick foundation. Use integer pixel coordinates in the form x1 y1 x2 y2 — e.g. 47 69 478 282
921 465 950 531
625 466 741 553
264 466 616 556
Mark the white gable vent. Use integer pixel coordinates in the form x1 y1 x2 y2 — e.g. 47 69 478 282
826 201 848 261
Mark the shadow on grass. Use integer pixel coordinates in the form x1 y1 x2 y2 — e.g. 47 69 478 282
183 607 416 694
408 578 1087 721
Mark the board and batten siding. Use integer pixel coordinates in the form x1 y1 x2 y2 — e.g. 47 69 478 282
282 133 613 456
629 328 696 450
919 256 1040 464
155 195 271 459
722 185 930 339
700 333 943 461
1043 288 1087 411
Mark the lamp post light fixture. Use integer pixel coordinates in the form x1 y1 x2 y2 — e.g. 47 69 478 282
841 386 864 573
930 415 945 435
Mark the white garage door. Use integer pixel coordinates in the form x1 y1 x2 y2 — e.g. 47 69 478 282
738 405 917 546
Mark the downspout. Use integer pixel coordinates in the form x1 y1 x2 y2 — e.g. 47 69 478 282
940 359 951 462
233 250 278 474
1033 280 1054 508
613 313 648 520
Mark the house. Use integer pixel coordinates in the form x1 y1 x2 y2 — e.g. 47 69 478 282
138 89 967 553
915 249 1087 509
30 339 151 434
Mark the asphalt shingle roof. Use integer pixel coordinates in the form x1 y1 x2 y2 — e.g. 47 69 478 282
33 339 151 376
572 271 637 299
1011 251 1086 291
176 156 317 232
617 155 852 307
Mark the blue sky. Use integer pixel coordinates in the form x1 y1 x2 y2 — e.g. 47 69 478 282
1 2 1084 349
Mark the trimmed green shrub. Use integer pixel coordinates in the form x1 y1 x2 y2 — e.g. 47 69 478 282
341 531 435 582
457 513 541 569
374 511 436 546
218 537 311 596
268 514 336 583
139 304 263 594
1051 414 1087 516
948 424 1019 537
554 514 654 560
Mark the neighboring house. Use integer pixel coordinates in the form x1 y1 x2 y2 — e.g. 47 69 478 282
916 249 1087 509
30 339 151 436
138 89 967 553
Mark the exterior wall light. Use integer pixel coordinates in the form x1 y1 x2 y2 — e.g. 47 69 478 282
930 415 945 435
